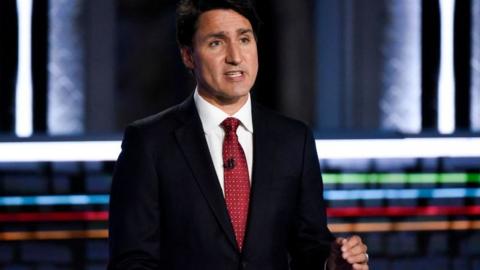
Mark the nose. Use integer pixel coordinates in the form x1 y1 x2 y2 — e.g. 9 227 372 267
225 43 242 65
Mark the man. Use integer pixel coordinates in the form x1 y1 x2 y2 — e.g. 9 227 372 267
108 0 369 269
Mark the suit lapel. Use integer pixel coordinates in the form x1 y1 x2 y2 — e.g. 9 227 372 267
173 96 238 250
243 104 275 253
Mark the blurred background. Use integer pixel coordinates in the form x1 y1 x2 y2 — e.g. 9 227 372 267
0 0 479 269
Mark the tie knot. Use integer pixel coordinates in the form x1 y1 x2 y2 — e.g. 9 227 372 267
221 117 241 133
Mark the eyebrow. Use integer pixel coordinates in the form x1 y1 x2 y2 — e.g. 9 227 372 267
237 28 254 36
205 31 227 40
204 28 254 40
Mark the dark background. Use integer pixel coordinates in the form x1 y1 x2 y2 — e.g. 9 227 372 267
1 0 480 269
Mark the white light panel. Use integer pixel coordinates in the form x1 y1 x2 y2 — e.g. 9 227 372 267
438 0 456 134
315 137 480 159
0 138 479 162
15 0 34 137
0 141 121 162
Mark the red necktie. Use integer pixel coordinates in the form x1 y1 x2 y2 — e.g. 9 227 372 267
221 117 250 251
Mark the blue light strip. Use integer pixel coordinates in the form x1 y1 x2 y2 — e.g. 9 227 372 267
0 195 109 206
1 188 480 206
324 188 480 201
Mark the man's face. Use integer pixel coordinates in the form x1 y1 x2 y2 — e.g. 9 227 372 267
181 9 258 107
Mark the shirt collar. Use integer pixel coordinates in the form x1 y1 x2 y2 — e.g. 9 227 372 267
193 88 253 134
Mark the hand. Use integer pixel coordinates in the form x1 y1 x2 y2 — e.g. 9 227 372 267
327 235 369 270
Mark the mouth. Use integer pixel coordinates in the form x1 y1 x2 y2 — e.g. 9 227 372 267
224 70 244 78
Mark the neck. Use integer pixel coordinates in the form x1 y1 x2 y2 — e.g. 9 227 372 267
197 90 249 115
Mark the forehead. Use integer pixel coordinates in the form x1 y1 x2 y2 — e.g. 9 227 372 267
195 9 253 36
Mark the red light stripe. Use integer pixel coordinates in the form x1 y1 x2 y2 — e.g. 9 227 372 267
329 220 480 233
2 206 479 223
327 206 480 217
0 211 108 222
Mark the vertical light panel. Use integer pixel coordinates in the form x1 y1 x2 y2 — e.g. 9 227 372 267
15 0 33 137
48 0 85 135
472 0 480 131
438 0 456 134
381 0 421 134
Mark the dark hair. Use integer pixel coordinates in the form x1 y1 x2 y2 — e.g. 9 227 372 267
176 0 260 48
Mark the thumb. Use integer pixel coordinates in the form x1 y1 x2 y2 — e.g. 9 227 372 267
335 237 346 246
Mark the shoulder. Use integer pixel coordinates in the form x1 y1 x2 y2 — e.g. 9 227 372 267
130 104 181 131
253 102 312 136
122 97 195 146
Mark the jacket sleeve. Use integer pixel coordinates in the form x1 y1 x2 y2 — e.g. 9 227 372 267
108 125 161 269
289 126 335 269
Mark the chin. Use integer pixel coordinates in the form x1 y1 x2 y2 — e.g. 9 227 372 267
231 85 253 96
229 91 250 100
216 92 249 104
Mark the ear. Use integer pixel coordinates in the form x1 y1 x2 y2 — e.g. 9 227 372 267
180 46 195 69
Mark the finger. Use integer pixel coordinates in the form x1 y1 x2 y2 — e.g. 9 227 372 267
335 237 346 245
344 252 368 264
346 235 362 247
352 263 369 270
343 235 362 250
342 242 367 258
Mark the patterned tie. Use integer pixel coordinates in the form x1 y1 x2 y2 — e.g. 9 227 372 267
221 117 250 251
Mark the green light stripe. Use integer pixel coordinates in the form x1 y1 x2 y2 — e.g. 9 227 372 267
322 173 480 184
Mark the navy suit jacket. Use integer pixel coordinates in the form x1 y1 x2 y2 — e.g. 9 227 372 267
108 95 334 270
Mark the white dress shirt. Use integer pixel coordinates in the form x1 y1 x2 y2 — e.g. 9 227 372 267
193 89 253 195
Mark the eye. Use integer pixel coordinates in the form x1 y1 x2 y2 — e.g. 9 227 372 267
209 40 222 47
240 37 250 44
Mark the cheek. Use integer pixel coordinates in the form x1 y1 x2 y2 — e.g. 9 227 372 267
194 59 212 77
246 50 259 70
196 55 222 73
249 55 259 76
196 63 224 86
